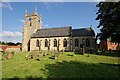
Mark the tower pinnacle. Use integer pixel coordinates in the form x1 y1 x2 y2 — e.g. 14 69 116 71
34 6 37 14
25 9 28 14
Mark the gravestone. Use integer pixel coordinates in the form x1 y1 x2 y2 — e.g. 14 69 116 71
6 51 14 59
80 44 84 55
0 52 3 60
54 52 60 59
25 54 33 60
26 53 43 60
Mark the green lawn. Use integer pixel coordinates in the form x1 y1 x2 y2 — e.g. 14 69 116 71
2 52 120 79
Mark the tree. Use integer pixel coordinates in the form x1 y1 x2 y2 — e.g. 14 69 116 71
7 42 14 45
2 41 6 45
96 2 120 44
15 42 22 46
0 41 2 44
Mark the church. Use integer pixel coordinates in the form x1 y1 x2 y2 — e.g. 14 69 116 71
22 8 96 52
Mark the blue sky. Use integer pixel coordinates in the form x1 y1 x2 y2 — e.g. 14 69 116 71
1 2 100 43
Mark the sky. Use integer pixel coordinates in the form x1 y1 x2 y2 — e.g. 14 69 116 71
0 2 101 43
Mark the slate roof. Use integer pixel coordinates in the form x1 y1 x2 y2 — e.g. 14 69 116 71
31 26 71 38
31 26 95 38
72 28 95 37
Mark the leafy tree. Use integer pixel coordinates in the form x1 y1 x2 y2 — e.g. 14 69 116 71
15 42 22 46
0 41 2 44
96 2 120 44
0 41 22 46
0 41 6 45
7 42 15 46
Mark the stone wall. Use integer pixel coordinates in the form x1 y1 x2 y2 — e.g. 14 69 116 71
30 36 96 52
0 45 22 53
30 37 70 51
5 47 22 53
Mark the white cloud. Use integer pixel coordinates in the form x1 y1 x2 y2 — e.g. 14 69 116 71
0 2 13 10
45 24 49 27
0 31 22 38
0 2 2 8
18 19 25 23
11 40 19 43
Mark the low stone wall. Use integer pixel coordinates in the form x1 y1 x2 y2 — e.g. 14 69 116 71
5 47 21 53
0 45 22 53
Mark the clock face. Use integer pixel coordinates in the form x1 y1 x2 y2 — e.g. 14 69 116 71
29 17 32 21
38 19 40 23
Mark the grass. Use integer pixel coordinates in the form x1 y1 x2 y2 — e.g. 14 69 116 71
2 51 120 79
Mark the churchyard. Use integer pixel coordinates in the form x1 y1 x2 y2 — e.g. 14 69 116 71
2 51 120 79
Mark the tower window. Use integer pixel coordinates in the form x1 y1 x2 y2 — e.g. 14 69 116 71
29 17 32 26
45 39 48 47
38 19 40 23
63 38 67 47
29 17 32 21
36 39 39 47
54 39 57 47
75 39 79 47
30 22 32 26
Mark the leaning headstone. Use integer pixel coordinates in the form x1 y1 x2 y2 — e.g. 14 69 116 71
80 48 84 55
0 52 3 60
25 54 33 60
79 44 84 55
54 52 60 59
62 50 64 54
6 51 14 59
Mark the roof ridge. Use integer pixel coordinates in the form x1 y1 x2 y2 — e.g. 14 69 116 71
38 26 71 30
72 28 91 30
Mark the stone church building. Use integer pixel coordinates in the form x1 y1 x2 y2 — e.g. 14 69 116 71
22 8 96 52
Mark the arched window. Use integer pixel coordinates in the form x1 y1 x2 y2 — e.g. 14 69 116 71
82 38 85 45
45 39 48 47
54 39 57 47
63 38 67 47
70 39 73 45
36 39 39 47
30 22 32 26
29 17 32 26
75 39 79 47
86 38 90 47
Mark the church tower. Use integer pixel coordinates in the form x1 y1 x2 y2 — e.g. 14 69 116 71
22 7 42 51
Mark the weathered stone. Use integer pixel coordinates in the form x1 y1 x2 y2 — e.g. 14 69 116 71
6 52 14 59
